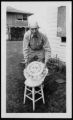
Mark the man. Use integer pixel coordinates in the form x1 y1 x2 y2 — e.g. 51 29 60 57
23 21 51 67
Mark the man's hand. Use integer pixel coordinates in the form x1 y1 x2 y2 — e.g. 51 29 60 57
25 62 28 68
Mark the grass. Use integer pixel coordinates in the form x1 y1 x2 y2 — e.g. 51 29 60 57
6 41 66 113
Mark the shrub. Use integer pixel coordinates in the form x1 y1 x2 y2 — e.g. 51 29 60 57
46 58 66 75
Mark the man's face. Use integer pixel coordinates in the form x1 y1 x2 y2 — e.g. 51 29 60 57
30 28 38 35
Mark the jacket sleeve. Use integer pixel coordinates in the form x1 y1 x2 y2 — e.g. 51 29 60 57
43 35 51 63
23 32 29 63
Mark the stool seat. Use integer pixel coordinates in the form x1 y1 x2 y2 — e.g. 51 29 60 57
25 78 44 87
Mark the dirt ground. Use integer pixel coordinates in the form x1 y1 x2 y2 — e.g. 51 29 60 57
6 41 66 113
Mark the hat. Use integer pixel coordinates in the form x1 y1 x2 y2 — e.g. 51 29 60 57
28 21 39 29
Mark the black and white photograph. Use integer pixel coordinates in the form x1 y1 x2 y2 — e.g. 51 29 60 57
1 1 72 118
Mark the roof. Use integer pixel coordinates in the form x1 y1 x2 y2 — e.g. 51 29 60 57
6 6 33 16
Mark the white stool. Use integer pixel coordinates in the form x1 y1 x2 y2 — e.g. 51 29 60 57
23 79 45 111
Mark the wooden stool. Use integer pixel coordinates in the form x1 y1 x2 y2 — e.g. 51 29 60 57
23 79 45 111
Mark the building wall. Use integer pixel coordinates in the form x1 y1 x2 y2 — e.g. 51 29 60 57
6 13 28 27
40 6 66 62
7 13 17 26
47 7 66 62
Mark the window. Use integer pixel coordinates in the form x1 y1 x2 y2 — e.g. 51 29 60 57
57 6 66 37
61 37 66 42
23 16 27 20
17 18 23 20
16 14 23 20
16 14 27 21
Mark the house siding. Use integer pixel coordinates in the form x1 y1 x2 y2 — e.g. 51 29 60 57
45 7 66 62
7 14 16 26
6 13 28 27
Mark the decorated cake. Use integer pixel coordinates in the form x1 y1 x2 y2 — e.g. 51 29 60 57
24 61 48 81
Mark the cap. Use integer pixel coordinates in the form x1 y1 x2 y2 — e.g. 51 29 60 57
28 21 39 29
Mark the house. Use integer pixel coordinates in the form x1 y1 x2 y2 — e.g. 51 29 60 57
6 6 33 41
48 6 66 62
38 5 66 62
50 6 66 62
45 6 66 62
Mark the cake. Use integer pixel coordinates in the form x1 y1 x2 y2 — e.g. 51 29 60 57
24 61 48 81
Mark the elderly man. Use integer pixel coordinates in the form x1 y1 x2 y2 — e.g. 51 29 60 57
23 21 51 67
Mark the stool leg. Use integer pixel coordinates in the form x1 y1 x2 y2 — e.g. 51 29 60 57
32 87 35 111
24 85 27 104
41 85 45 104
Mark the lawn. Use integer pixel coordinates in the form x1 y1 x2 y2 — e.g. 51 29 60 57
6 41 66 113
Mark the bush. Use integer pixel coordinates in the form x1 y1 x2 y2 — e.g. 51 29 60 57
59 64 66 75
46 58 66 75
46 58 59 73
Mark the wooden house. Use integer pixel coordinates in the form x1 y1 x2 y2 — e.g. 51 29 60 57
40 5 66 62
6 6 33 41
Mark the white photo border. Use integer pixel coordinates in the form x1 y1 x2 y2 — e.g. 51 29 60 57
1 1 72 118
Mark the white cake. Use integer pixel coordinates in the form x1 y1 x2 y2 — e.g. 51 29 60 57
24 61 48 81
